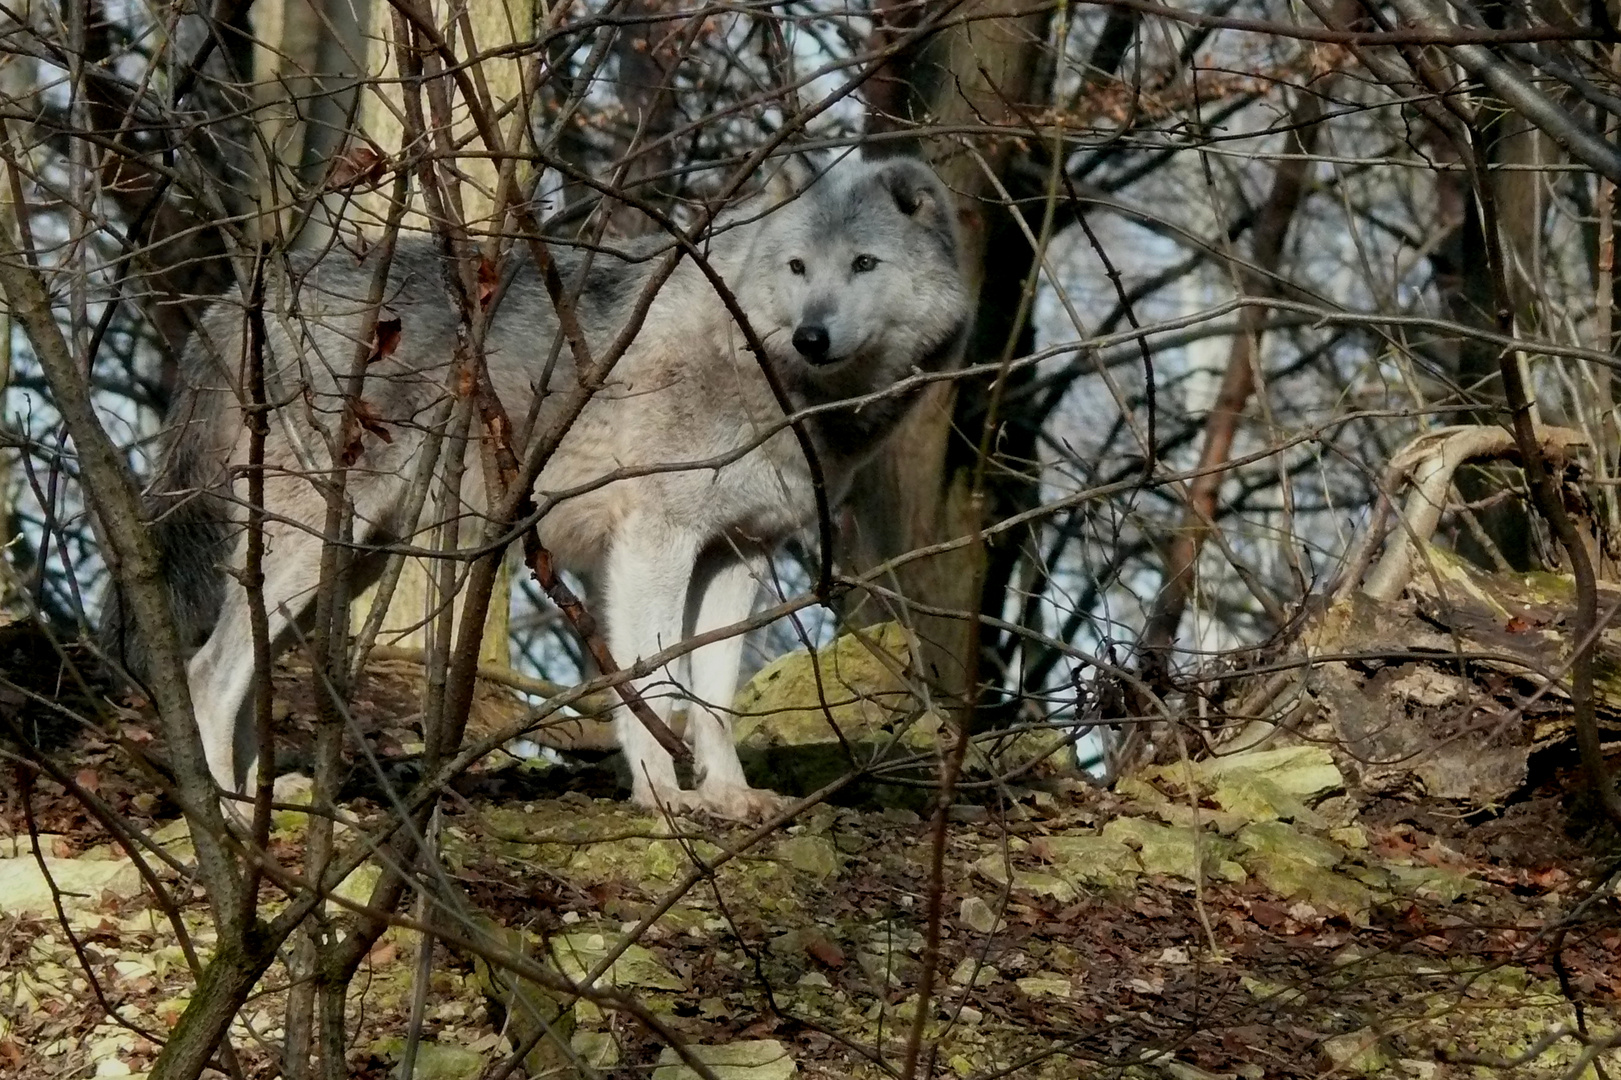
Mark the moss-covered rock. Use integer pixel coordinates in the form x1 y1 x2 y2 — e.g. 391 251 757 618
466 803 720 894
733 623 915 748
958 896 1002 934
775 834 841 880
730 622 1076 804
1235 821 1374 919
1318 1031 1395 1075
965 723 1080 781
729 623 939 804
1015 974 1073 998
974 852 1080 903
1102 817 1245 883
1034 832 1138 887
0 848 142 916
551 930 686 991
653 1039 798 1080
464 920 576 1077
370 1037 487 1080
1139 746 1343 805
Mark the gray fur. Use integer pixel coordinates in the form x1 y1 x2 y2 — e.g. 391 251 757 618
126 154 970 818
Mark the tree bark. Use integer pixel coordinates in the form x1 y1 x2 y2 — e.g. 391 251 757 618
347 0 530 668
845 0 1050 710
0 190 262 1080
249 0 368 245
80 1 259 390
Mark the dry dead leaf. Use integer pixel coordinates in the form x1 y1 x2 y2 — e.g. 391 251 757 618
736 1017 781 1040
327 145 386 190
802 932 845 969
354 400 393 443
342 399 394 466
477 255 498 311
367 311 402 365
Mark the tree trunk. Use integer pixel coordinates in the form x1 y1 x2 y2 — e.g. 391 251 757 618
845 1 1050 711
249 0 368 246
81 3 259 394
1433 113 1557 572
346 0 534 670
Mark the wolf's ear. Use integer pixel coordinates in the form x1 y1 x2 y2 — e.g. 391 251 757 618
761 153 819 206
879 158 944 221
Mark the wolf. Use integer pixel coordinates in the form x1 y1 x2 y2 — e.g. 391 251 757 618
106 154 971 818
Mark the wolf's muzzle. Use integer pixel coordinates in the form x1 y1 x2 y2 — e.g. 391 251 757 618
793 324 832 363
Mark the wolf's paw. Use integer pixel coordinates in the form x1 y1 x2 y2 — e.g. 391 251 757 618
630 784 698 818
696 782 791 821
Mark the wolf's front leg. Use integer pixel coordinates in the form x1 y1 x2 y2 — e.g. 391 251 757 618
686 555 787 819
187 625 253 797
188 515 326 809
605 518 702 814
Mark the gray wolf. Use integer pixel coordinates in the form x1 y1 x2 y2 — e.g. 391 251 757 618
105 154 971 818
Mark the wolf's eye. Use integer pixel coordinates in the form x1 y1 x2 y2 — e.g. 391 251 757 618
852 254 879 273
788 258 806 275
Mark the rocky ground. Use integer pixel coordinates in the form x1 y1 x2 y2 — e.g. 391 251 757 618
2 730 1617 1079
4 546 1621 1079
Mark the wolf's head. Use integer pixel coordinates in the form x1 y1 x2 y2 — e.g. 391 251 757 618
737 156 970 389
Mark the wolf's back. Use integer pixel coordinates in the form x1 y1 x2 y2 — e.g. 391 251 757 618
97 229 706 683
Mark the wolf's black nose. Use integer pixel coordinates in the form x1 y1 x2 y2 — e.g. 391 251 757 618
793 325 831 360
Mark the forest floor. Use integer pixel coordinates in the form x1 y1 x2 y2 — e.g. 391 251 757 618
3 687 1620 1080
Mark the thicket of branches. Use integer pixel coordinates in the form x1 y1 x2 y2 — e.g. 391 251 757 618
0 0 1619 1077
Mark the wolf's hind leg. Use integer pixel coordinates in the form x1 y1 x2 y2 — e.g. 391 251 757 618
604 517 702 814
686 554 785 819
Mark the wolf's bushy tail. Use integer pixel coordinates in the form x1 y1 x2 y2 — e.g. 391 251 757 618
99 380 235 686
